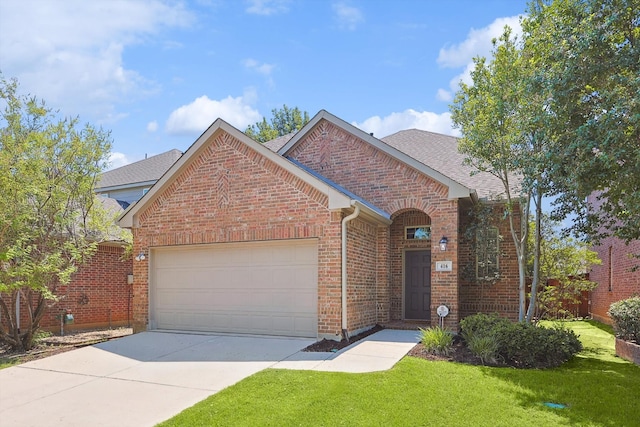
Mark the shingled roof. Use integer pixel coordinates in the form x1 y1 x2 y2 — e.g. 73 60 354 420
263 132 296 152
97 149 183 190
381 129 516 199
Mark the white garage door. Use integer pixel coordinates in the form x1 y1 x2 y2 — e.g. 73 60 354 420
150 239 318 337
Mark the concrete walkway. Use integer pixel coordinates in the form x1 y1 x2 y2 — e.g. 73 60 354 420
274 329 420 372
0 329 419 427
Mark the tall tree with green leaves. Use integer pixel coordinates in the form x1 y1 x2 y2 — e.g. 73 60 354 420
0 77 113 351
452 28 531 321
245 105 310 143
523 0 640 243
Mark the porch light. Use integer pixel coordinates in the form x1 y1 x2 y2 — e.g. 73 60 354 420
439 236 448 251
135 252 146 262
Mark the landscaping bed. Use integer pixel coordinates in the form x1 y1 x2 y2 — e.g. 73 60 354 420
0 327 132 368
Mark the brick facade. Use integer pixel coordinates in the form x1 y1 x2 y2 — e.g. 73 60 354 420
1 244 132 333
288 121 469 326
125 117 522 339
589 237 640 323
587 193 640 323
131 130 345 337
458 200 520 321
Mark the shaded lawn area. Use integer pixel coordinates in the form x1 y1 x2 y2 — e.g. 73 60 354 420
158 321 639 427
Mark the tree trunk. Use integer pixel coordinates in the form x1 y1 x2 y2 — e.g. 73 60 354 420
526 188 543 322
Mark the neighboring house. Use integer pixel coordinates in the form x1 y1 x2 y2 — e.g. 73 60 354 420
587 193 640 323
119 110 522 340
96 149 183 204
9 152 182 334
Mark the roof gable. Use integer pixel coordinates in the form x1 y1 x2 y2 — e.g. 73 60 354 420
118 119 389 228
278 110 474 200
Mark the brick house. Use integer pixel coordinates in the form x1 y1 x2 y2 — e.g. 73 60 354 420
2 153 182 334
96 149 183 204
119 110 521 340
587 194 640 323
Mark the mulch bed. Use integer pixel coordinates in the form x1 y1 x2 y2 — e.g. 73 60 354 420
303 326 498 367
0 328 133 365
406 335 499 366
303 324 384 352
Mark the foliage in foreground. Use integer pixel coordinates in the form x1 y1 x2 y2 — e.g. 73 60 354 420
0 76 114 351
608 296 640 343
419 326 453 356
460 313 582 368
159 321 639 427
528 216 600 320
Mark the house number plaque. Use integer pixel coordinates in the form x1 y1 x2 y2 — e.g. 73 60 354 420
435 261 452 272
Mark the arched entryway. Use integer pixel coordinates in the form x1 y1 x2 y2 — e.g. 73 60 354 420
390 209 432 321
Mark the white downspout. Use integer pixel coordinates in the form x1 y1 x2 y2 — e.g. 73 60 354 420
341 203 360 340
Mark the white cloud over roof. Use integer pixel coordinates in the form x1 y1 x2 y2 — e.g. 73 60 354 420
165 92 262 136
353 109 460 139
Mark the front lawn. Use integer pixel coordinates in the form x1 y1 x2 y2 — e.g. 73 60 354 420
158 321 639 427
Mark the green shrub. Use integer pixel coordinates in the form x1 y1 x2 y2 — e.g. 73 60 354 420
419 326 453 356
608 296 640 343
459 313 511 342
495 323 582 368
459 313 582 368
466 334 500 365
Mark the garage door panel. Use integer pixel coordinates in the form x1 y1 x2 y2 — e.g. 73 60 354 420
151 240 318 337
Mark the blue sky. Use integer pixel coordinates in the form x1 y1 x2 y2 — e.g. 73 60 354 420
0 0 528 169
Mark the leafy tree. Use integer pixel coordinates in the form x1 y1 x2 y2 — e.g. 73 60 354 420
245 105 310 143
528 217 601 319
523 0 640 243
451 28 551 322
0 76 113 351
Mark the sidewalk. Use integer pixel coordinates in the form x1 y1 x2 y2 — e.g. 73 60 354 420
273 329 420 373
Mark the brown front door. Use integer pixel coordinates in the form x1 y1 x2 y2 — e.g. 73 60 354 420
404 250 431 320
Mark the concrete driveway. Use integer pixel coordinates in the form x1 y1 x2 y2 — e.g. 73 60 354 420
0 332 315 427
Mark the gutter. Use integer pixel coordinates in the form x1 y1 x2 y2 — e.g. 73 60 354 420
341 202 360 340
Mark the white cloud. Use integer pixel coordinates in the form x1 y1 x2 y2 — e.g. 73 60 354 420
436 88 452 102
437 16 522 68
435 16 522 101
332 2 364 31
446 62 477 95
353 109 460 138
165 91 262 135
245 0 290 15
107 152 131 170
243 58 275 76
0 0 193 121
147 121 159 132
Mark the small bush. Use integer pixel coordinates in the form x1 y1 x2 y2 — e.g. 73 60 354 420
419 326 453 356
495 323 582 368
460 313 511 342
608 296 640 343
466 335 500 365
459 313 582 368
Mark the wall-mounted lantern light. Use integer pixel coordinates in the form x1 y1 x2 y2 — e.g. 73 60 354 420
135 252 146 262
439 236 448 251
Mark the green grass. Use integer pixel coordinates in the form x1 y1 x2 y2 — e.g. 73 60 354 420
158 321 639 427
0 357 20 370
